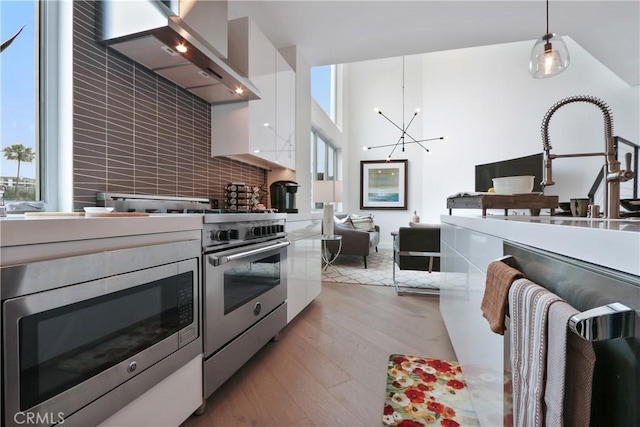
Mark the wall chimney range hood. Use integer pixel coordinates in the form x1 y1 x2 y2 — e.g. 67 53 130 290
100 0 260 105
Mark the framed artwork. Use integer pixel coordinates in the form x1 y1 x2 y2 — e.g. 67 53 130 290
360 159 408 209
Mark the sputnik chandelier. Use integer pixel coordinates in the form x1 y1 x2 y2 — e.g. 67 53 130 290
363 56 445 161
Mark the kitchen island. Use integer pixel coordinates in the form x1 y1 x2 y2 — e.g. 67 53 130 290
439 214 640 426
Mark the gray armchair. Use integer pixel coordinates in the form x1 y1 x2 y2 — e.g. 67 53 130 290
326 214 380 268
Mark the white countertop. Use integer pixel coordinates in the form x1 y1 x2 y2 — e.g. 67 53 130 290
441 215 640 276
286 212 323 222
0 214 204 248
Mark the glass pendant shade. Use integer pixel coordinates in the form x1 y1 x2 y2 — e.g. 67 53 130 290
529 33 570 78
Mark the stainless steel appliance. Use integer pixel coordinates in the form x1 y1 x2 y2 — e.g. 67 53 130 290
99 0 260 105
97 192 212 213
201 213 289 398
270 180 300 213
98 193 290 401
1 238 201 427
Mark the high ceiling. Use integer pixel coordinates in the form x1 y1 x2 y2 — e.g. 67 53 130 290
228 1 640 86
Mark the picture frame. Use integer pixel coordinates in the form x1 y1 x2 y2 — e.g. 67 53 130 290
360 159 408 209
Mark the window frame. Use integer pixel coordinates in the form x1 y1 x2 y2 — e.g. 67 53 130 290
0 1 71 213
40 0 72 212
311 64 341 127
311 128 339 210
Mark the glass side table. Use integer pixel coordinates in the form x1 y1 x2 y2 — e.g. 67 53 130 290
321 234 342 272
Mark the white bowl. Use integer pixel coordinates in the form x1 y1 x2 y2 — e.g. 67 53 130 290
83 207 114 213
492 176 535 194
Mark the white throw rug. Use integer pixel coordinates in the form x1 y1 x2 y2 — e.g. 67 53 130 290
321 248 442 292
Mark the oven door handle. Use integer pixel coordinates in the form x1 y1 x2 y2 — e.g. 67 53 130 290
208 240 290 266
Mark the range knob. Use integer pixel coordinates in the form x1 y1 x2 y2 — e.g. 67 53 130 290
251 226 262 236
215 229 231 241
229 229 239 240
277 224 285 233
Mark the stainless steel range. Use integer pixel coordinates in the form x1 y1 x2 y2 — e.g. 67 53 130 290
97 193 289 402
201 212 289 399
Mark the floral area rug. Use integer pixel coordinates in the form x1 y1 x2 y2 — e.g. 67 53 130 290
383 354 479 427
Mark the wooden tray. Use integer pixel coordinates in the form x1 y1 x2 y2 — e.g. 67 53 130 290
447 194 559 216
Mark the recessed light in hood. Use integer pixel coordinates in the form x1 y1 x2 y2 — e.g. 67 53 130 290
99 0 260 105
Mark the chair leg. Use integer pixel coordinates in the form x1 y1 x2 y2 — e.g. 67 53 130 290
393 259 396 283
375 247 378 252
363 256 367 269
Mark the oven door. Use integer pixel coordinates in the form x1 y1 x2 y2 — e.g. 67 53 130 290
204 239 289 355
2 257 198 427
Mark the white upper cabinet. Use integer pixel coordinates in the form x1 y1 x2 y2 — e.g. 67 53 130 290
211 17 295 170
275 52 296 170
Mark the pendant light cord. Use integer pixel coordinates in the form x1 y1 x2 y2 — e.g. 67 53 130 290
402 56 405 150
546 0 549 34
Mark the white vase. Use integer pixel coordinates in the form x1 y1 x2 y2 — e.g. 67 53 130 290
410 210 420 223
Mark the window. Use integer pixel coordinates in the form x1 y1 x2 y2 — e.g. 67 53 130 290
1 1 68 211
1 1 39 201
311 64 340 125
311 129 338 210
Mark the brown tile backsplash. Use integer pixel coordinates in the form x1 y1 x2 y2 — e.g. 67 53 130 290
72 0 267 210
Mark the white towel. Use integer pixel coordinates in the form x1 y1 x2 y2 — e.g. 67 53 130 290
509 278 561 427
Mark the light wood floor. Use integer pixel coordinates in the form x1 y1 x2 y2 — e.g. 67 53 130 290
181 282 456 427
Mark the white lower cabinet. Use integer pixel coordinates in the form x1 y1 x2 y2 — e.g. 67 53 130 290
440 222 505 427
286 215 322 322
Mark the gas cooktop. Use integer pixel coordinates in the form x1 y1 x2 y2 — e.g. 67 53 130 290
96 193 279 216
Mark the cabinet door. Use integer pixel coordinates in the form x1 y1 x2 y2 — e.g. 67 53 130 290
246 20 276 162
440 223 505 427
211 17 277 165
286 219 322 322
275 52 295 170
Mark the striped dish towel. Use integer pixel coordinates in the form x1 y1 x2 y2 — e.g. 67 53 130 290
509 278 561 427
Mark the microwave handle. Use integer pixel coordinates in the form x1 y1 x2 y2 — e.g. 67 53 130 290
208 240 290 266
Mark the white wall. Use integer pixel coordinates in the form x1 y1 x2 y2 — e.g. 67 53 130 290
346 38 639 246
346 55 426 245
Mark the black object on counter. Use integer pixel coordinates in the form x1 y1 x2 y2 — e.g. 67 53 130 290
270 180 299 213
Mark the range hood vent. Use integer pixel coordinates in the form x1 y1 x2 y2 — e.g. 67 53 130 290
99 0 260 105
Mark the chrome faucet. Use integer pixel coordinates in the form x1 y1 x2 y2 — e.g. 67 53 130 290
541 95 634 219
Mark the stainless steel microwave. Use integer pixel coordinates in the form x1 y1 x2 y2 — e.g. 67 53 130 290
1 240 200 427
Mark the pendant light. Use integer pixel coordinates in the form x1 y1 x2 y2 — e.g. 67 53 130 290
529 0 569 78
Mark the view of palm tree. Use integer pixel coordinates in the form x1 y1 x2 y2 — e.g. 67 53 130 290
2 143 35 199
2 2 38 202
